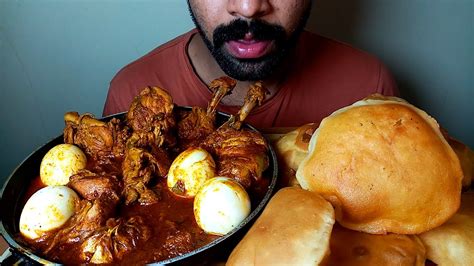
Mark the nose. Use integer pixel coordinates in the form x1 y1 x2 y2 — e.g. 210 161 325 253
227 0 272 19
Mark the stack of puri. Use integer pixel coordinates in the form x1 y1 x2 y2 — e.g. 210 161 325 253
227 94 474 266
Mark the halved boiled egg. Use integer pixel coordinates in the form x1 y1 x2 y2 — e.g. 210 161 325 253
167 147 216 197
40 144 87 186
19 186 78 239
194 177 251 235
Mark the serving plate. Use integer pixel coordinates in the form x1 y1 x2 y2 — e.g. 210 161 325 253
0 107 278 265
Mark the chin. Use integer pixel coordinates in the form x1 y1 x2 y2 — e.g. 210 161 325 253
214 51 282 81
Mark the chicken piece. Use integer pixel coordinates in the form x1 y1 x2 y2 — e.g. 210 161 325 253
64 112 130 162
177 76 236 149
80 216 151 264
202 81 269 189
49 170 122 248
203 127 269 188
42 192 119 255
42 161 149 262
64 170 122 242
69 169 122 201
177 107 213 149
159 222 195 259
126 86 176 148
122 147 169 205
127 128 165 150
206 76 237 117
68 194 118 237
225 81 268 130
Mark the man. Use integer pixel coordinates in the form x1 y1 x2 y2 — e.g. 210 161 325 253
103 0 398 129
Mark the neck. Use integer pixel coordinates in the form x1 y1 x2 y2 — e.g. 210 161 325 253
187 33 287 106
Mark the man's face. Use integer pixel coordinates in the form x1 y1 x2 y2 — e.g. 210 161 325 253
188 0 312 81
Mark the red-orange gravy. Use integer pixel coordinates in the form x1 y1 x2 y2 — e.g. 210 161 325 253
20 176 219 264
21 176 45 204
117 181 219 264
20 172 268 264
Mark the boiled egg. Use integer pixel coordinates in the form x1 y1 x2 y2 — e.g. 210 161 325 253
194 177 251 235
168 147 216 197
19 186 78 239
40 144 87 186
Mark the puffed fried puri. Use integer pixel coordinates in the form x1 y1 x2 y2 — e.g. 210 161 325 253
447 137 474 188
274 123 317 188
325 224 426 266
296 95 463 234
419 191 474 266
226 187 335 266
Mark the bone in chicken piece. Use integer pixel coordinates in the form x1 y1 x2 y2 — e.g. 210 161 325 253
178 76 236 149
226 81 268 130
202 81 269 189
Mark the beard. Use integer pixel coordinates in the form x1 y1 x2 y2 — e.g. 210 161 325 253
188 4 311 81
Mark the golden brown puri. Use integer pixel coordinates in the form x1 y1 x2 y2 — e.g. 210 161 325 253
419 191 474 266
325 224 426 266
296 97 463 234
226 187 335 266
447 137 474 188
274 123 317 188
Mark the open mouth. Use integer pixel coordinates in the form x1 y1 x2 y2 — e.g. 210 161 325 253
225 33 274 59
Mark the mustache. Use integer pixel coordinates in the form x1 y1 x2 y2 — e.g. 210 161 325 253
213 19 286 48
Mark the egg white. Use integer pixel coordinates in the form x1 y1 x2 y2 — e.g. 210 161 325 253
19 186 78 239
194 177 251 235
168 148 216 197
40 144 87 186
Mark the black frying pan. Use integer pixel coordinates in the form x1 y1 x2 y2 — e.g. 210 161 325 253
0 107 278 265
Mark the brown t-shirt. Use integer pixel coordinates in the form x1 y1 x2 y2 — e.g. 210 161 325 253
103 29 398 129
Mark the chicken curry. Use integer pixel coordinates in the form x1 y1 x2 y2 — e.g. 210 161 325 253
19 77 271 264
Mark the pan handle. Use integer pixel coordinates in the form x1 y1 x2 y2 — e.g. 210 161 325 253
1 233 39 266
1 247 39 265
